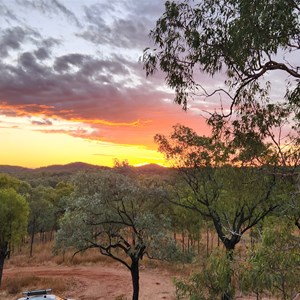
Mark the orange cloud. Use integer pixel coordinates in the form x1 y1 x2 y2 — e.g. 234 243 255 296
69 117 149 127
0 101 149 128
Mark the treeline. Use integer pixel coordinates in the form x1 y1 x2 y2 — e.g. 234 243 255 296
0 155 299 300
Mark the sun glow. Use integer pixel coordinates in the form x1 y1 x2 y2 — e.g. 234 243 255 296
0 124 166 168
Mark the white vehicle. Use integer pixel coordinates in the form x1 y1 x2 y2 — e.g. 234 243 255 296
18 289 71 300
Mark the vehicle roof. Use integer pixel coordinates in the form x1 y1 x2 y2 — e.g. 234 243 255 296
18 289 64 300
18 296 57 300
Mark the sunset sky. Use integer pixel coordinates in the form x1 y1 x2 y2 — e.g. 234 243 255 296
0 0 219 168
0 0 295 169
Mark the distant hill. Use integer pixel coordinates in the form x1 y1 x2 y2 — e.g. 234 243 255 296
136 163 166 171
0 165 32 174
0 162 108 176
0 162 173 188
135 163 171 175
35 162 109 173
0 162 169 175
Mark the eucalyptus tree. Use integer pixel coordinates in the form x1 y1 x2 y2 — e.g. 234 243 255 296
155 124 280 300
0 174 29 285
171 202 203 253
144 0 300 140
144 0 300 231
27 185 56 256
51 181 74 231
156 124 278 251
55 171 177 300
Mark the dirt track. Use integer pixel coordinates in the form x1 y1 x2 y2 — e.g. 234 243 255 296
4 264 176 300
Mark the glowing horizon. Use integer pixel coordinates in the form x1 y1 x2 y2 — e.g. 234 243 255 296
0 1 212 168
0 124 170 168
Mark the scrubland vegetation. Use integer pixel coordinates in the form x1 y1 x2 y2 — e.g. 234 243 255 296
1 0 300 299
0 144 299 300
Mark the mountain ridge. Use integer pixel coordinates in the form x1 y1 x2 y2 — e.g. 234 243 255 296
0 162 167 174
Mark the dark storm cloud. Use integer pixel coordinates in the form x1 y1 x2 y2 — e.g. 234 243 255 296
0 50 141 121
34 47 51 60
0 27 33 57
54 54 89 73
33 38 61 60
19 52 49 74
53 53 129 77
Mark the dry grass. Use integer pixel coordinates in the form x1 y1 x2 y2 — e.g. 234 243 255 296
54 247 109 266
2 239 111 299
6 242 57 268
1 274 73 299
114 295 128 300
6 240 113 268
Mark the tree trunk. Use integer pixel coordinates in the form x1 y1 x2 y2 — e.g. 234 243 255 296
295 218 300 230
221 247 235 300
197 230 200 254
0 242 8 286
206 226 209 256
211 213 240 300
30 218 36 257
221 292 233 300
130 259 139 300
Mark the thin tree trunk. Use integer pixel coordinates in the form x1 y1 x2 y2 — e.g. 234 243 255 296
130 259 139 300
295 218 300 230
7 243 11 259
197 230 200 254
30 218 36 257
221 247 235 300
206 226 209 256
0 242 8 286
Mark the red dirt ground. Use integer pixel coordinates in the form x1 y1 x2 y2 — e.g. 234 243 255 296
3 263 176 300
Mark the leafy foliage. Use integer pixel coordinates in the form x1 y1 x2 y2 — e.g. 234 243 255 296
240 219 300 299
56 171 179 261
155 124 283 299
55 170 180 300
156 124 279 251
175 249 233 300
144 0 300 140
0 188 29 246
0 179 29 285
